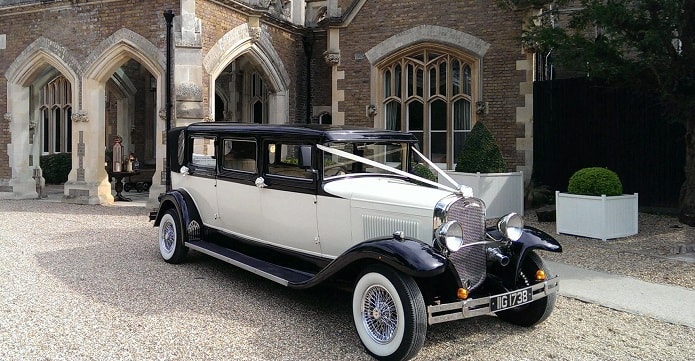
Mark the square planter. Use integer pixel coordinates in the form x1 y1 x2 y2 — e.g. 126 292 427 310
555 191 638 240
441 171 524 219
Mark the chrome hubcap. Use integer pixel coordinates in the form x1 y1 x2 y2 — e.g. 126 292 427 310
362 285 397 344
162 221 175 251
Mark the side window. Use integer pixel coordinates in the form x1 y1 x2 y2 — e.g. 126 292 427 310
222 139 257 173
267 143 313 179
190 136 217 167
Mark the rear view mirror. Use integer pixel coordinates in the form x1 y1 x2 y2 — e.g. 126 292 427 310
298 145 313 170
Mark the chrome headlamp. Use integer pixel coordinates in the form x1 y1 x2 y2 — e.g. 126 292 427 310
497 213 524 241
437 221 464 252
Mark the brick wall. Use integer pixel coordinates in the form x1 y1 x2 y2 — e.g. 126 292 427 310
335 1 529 170
0 0 179 180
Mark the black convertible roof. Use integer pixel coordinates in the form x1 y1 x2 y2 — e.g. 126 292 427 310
182 122 419 143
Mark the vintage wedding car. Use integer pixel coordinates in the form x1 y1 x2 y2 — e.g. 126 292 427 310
151 122 561 361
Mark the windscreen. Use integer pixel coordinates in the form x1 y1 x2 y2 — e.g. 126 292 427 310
322 142 409 178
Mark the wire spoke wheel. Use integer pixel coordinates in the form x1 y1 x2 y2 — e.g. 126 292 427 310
352 265 426 361
362 284 399 344
157 209 188 264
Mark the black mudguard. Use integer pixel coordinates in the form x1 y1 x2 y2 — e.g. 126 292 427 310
301 237 448 288
152 189 202 234
487 226 562 288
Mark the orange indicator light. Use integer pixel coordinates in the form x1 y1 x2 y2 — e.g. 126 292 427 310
457 288 469 300
536 269 546 281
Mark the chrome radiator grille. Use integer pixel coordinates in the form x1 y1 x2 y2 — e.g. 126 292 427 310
445 198 486 290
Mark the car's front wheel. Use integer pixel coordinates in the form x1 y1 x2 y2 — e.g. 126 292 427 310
158 209 188 264
352 265 426 361
496 251 556 327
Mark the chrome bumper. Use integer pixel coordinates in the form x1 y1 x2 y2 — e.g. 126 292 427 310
427 275 560 325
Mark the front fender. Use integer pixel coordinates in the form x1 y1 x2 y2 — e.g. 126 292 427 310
298 237 447 288
487 226 562 287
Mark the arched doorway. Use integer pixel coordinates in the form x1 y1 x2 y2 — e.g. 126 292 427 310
2 37 81 200
204 23 290 125
214 55 271 123
79 28 165 207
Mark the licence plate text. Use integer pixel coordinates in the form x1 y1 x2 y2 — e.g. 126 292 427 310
490 287 533 312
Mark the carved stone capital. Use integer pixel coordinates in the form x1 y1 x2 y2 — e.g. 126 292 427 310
3 113 11 122
159 109 167 120
324 51 340 65
72 110 89 122
249 26 262 42
29 121 37 130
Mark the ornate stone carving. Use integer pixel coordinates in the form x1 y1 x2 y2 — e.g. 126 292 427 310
3 113 11 122
259 0 271 8
366 105 378 117
476 101 488 114
203 113 214 122
176 83 203 101
280 0 291 18
249 26 262 42
324 51 340 65
159 109 167 120
72 110 89 122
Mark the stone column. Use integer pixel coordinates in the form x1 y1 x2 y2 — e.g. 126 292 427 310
63 78 113 204
3 83 38 199
175 0 205 126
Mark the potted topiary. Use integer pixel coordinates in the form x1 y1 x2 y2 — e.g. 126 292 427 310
555 167 638 240
439 121 524 218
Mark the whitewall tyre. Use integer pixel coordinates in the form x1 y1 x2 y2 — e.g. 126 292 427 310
352 265 427 361
158 209 188 264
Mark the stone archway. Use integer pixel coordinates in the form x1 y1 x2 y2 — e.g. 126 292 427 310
204 23 290 124
78 28 166 206
2 37 81 200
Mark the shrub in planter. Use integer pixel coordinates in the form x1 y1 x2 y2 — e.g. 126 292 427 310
40 153 72 184
445 122 523 218
557 167 637 240
567 167 622 196
411 163 436 182
455 121 506 173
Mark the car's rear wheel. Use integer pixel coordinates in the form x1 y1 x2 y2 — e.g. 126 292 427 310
496 251 556 327
158 209 188 264
352 265 426 361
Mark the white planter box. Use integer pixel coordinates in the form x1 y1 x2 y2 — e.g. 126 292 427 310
441 171 524 219
555 191 638 240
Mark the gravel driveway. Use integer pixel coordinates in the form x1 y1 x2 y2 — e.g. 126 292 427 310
1 200 693 360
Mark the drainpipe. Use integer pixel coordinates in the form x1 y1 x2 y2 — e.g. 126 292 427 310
302 31 315 124
164 10 174 191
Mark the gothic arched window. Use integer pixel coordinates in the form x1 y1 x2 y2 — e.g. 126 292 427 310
40 76 72 154
381 46 475 168
250 71 268 124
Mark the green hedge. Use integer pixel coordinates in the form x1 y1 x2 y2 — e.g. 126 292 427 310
454 121 507 173
40 153 72 184
567 167 623 196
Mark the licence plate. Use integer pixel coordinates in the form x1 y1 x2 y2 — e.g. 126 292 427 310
490 287 533 312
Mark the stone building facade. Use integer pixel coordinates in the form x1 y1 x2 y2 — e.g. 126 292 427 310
0 0 537 209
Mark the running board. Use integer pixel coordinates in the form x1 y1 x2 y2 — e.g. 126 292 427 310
185 240 314 286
